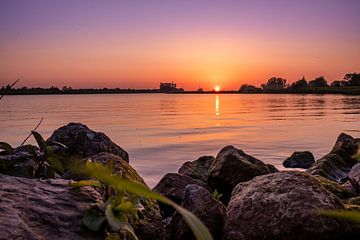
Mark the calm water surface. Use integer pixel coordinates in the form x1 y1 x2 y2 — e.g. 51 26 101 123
0 94 359 187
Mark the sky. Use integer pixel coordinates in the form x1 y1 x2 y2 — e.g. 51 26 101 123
0 0 359 90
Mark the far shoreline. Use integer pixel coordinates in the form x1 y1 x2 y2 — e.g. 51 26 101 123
1 88 360 96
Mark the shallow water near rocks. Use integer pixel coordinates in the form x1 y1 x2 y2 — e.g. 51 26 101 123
0 94 359 187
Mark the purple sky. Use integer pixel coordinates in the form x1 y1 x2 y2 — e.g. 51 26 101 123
1 0 359 89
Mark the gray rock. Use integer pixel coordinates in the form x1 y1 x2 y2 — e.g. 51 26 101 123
330 133 358 165
224 171 357 240
170 184 226 240
48 123 129 162
283 151 315 169
0 174 102 240
307 154 352 182
153 173 207 217
178 155 215 182
347 163 360 194
207 146 272 204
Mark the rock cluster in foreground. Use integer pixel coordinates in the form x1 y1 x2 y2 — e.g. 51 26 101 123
1 123 360 240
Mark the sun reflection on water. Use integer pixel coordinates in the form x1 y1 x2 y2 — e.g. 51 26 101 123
215 95 220 116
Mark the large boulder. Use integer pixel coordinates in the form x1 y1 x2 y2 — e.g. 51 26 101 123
207 146 273 204
0 174 102 240
178 156 214 182
307 154 352 182
169 184 226 240
224 171 358 240
283 151 315 169
48 123 129 162
153 173 207 217
330 133 358 164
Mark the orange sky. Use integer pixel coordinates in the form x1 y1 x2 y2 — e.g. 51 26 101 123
0 1 359 90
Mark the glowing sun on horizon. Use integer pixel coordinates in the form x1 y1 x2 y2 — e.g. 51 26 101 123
214 86 221 92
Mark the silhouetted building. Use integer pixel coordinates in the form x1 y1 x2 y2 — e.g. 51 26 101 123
159 82 184 92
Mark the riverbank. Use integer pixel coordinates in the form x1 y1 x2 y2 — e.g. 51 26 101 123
1 86 360 95
1 123 360 239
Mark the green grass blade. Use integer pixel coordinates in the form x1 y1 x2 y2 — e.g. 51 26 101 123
70 180 102 188
320 210 360 223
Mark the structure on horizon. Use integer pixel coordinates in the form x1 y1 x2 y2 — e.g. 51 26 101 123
159 81 184 93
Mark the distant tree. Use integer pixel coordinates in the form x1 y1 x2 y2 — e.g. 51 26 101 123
308 76 328 88
261 77 287 91
344 73 360 86
239 84 262 93
330 80 348 87
290 77 308 89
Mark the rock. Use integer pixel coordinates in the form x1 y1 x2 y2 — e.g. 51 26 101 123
346 196 360 206
347 163 360 194
207 146 272 204
307 154 352 182
266 163 279 173
178 156 214 182
0 174 102 240
314 175 353 199
169 184 226 240
64 152 165 240
330 133 358 164
63 152 144 183
0 145 37 178
283 151 315 169
153 173 207 217
48 123 129 162
0 144 58 179
224 171 357 240
307 133 359 183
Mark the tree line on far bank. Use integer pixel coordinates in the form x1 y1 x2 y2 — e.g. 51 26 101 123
1 72 359 95
239 72 360 94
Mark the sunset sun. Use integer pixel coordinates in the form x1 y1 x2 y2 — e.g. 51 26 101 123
214 86 221 92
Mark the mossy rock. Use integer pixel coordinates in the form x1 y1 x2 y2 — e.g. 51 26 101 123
314 175 353 199
307 153 352 182
346 196 360 206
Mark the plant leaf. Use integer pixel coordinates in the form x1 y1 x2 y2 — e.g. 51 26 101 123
113 201 133 212
320 210 360 223
47 140 68 149
69 180 102 188
31 131 46 152
105 203 122 232
46 156 64 173
83 207 107 231
0 142 13 154
121 222 139 240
